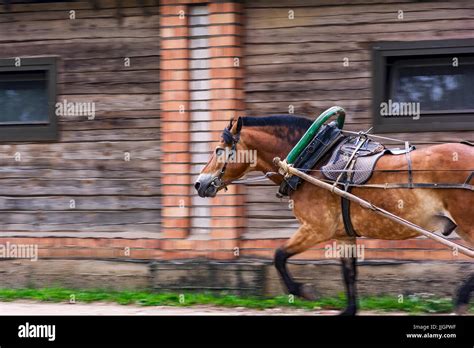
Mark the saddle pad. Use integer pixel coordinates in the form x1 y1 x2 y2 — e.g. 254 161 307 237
321 137 386 185
322 151 385 184
338 137 385 157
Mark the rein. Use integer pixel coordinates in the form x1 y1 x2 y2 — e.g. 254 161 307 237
228 172 278 184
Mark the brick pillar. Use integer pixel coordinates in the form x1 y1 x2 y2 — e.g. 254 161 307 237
208 1 245 258
160 1 245 260
160 3 191 241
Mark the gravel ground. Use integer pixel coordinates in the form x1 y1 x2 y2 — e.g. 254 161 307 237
0 300 429 315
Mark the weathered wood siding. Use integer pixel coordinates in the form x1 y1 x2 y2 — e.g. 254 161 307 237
0 0 160 238
243 0 474 238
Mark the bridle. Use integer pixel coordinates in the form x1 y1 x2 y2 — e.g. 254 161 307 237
208 121 278 190
211 127 241 192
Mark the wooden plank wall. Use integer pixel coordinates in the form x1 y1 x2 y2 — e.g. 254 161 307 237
0 0 160 238
243 0 474 239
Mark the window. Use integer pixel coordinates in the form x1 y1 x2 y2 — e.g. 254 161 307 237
0 57 57 141
372 39 474 132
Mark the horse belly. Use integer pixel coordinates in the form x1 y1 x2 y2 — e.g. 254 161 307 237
349 188 444 240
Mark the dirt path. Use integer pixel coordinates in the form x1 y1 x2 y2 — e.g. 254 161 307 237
0 300 419 315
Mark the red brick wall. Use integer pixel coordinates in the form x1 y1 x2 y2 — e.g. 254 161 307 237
0 237 469 261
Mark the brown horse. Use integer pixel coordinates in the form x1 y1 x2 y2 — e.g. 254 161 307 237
195 115 474 315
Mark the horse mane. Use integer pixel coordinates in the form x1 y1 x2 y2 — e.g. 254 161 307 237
241 115 312 131
221 114 312 144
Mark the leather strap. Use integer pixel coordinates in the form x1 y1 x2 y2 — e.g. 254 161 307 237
405 141 413 188
465 171 474 185
341 186 359 238
322 179 474 191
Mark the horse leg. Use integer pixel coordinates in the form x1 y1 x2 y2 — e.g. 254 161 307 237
274 225 332 301
274 247 316 300
340 255 358 315
454 274 474 314
444 203 474 314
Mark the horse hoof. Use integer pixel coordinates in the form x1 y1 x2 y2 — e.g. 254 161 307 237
339 306 357 316
454 304 468 315
299 283 317 301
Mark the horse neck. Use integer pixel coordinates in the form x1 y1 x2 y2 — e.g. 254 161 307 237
242 126 304 184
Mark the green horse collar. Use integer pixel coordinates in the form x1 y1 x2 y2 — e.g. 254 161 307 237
285 106 345 165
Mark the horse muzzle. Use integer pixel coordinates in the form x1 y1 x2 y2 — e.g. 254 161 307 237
194 174 219 198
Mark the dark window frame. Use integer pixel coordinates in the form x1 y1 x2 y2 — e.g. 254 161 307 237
372 39 474 133
0 57 57 142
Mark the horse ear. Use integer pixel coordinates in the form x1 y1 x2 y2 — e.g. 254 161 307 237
235 117 243 134
227 118 234 130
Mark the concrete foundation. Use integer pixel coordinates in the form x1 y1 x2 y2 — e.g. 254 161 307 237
0 259 472 298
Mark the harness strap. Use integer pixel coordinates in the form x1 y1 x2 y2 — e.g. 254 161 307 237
341 186 359 238
322 180 474 191
464 171 474 185
333 136 365 187
405 141 413 188
338 156 359 238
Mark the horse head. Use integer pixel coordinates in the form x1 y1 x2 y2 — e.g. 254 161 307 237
194 117 254 198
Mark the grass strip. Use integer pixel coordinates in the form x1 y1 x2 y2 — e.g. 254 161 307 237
0 287 470 314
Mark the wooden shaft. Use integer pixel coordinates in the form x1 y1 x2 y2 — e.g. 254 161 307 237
274 157 474 258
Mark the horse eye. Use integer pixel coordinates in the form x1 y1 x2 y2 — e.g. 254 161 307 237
215 148 225 157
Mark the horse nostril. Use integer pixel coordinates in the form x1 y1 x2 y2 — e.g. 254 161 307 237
194 181 201 191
